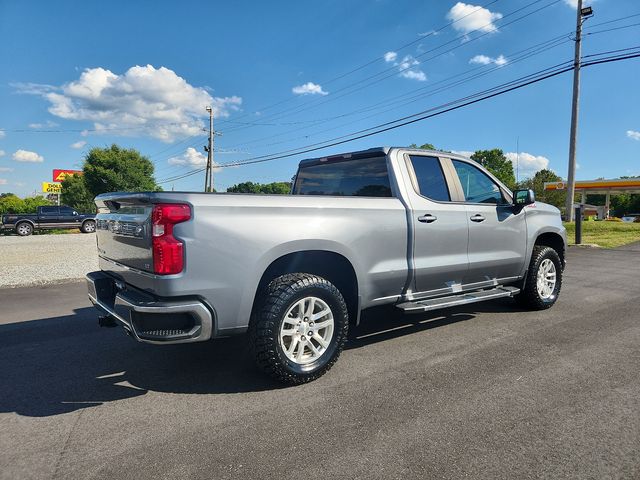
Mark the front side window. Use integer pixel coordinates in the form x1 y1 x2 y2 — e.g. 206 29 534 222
294 156 392 197
452 160 507 204
408 155 450 201
60 207 75 215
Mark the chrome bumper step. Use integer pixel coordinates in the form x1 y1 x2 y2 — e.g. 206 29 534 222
396 286 520 313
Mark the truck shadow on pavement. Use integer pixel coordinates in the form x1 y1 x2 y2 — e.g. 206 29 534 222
0 301 519 417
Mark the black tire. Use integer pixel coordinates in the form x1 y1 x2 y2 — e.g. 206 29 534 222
16 222 33 236
515 246 563 310
249 273 349 385
81 220 96 233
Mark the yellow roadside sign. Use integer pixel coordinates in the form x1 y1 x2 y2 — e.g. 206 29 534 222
42 182 62 194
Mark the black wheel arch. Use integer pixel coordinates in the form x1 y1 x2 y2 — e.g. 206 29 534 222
254 250 360 325
534 231 566 268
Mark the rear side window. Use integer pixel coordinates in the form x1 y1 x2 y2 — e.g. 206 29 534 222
294 156 392 197
452 160 507 204
408 155 450 201
40 206 59 215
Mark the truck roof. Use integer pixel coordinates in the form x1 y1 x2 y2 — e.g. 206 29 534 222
298 146 472 167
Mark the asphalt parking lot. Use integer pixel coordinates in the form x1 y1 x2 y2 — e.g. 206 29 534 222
1 245 639 479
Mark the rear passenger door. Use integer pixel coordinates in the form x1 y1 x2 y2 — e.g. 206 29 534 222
404 155 470 295
450 159 527 285
38 206 60 227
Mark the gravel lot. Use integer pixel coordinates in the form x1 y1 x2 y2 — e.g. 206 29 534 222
0 233 98 288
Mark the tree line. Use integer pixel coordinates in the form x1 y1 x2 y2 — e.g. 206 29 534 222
2 143 638 217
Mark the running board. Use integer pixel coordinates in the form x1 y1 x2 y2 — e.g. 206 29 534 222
396 286 520 313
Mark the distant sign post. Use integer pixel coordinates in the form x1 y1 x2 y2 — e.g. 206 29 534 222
53 169 83 182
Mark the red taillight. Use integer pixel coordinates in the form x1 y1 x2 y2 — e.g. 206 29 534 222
151 203 191 275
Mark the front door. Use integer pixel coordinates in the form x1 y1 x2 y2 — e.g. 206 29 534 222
450 160 527 284
406 155 470 295
59 206 81 227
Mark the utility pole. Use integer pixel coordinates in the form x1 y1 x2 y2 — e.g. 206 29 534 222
516 137 520 184
565 0 593 221
204 106 214 192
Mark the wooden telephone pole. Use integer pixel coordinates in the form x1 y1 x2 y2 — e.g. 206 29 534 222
204 106 215 192
565 0 593 221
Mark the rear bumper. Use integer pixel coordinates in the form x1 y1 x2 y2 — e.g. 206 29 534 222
86 271 214 345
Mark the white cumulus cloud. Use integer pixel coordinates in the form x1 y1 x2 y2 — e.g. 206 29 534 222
0 166 13 172
384 51 398 62
447 2 503 34
0 129 5 138
469 54 507 66
563 0 595 9
384 52 427 82
15 65 242 143
70 140 87 149
292 82 328 96
13 149 44 163
452 150 475 158
626 130 640 141
505 152 550 178
0 150 5 157
28 120 59 129
168 147 221 171
0 178 8 185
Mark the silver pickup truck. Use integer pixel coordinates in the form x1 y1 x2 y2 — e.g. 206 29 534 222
87 147 566 384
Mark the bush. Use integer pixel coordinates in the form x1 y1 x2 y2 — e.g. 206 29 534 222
0 194 51 214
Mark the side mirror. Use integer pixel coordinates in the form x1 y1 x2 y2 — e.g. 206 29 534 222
73 211 78 216
513 189 535 206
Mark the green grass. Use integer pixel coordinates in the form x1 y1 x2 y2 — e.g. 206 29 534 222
564 221 640 248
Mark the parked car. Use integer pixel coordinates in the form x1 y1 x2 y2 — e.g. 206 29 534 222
86 147 567 384
621 214 640 223
1 205 96 236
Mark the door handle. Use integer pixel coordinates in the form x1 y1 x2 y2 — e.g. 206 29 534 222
418 214 437 223
470 214 485 222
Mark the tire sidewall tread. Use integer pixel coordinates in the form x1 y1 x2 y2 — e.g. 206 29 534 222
249 273 349 385
517 245 563 310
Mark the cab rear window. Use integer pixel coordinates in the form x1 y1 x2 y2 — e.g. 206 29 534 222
293 156 392 197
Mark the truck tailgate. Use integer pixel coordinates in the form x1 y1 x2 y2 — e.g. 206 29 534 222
95 195 154 273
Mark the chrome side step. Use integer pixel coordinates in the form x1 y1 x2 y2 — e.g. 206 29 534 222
396 286 520 313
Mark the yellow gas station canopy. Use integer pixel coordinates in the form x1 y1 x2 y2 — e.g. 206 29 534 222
544 178 640 195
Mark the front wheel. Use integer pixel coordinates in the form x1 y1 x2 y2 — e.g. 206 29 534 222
515 246 563 310
249 273 349 385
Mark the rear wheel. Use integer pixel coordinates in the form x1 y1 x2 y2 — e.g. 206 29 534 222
515 246 563 310
81 220 96 233
16 222 33 236
249 273 349 385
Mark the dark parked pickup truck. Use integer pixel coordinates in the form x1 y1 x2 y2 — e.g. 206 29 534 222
1 205 96 236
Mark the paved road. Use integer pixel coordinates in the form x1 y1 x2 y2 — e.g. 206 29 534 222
1 246 639 479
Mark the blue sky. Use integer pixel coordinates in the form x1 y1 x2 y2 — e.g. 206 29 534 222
1 0 639 196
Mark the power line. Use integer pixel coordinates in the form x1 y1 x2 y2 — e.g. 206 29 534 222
220 19 640 154
221 0 560 134
157 48 640 184
214 0 504 125
222 33 574 152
